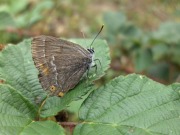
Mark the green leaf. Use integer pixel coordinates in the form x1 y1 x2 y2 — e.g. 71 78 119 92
149 22 180 66
151 22 180 44
103 12 127 34
172 83 180 94
0 0 28 14
0 86 32 135
151 43 169 61
16 0 54 27
103 12 143 47
0 85 64 135
147 62 169 81
74 74 180 135
0 40 65 134
0 39 46 105
0 11 16 30
169 45 180 65
134 49 153 72
0 1 53 28
21 121 65 135
41 39 110 117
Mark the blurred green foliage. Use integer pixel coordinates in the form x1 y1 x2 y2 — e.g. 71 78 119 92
0 0 54 43
103 12 180 84
0 0 53 28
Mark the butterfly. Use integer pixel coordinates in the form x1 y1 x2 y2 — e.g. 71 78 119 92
31 26 103 97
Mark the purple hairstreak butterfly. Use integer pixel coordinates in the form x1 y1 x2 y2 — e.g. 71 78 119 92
31 25 103 97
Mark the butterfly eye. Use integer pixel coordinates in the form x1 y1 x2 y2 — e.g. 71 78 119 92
87 48 94 54
50 85 56 92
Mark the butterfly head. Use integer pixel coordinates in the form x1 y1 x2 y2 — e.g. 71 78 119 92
87 48 94 54
87 48 96 68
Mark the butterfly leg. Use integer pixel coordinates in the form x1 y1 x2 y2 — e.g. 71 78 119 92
84 68 91 88
92 58 102 74
94 59 102 69
91 64 97 74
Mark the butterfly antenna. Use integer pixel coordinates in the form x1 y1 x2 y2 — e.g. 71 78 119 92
90 25 104 49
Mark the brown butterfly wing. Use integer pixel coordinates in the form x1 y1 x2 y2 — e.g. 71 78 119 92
31 35 92 96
